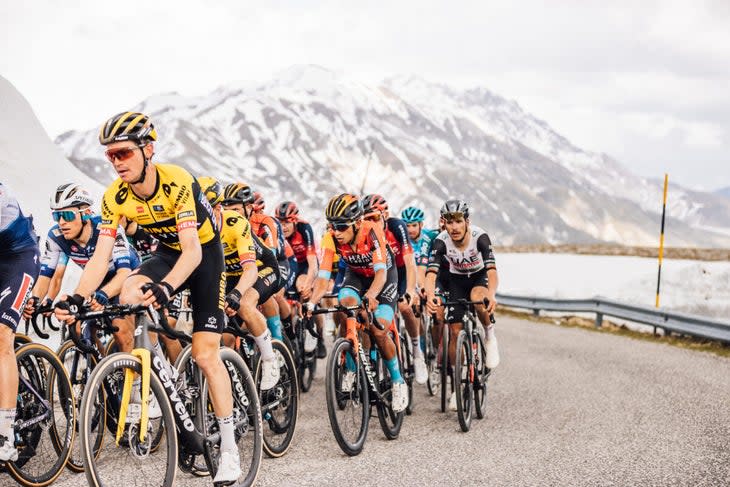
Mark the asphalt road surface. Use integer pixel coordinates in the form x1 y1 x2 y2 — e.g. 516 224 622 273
41 315 730 487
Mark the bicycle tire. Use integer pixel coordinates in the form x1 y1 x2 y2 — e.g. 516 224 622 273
425 316 438 397
5 343 76 487
202 347 263 487
325 338 369 456
454 331 473 432
256 340 299 458
375 352 405 440
474 332 489 420
399 327 415 415
54 339 104 473
440 323 449 413
79 352 177 487
173 345 209 478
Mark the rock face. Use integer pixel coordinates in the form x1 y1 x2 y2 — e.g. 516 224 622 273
55 65 730 246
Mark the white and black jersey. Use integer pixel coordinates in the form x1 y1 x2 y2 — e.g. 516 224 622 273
427 226 496 276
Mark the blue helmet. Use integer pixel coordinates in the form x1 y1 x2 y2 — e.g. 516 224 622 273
401 206 425 223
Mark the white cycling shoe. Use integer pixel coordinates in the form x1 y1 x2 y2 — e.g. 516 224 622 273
414 355 428 385
485 335 500 369
391 381 409 413
213 449 241 483
340 370 356 393
0 435 18 462
259 359 281 391
449 391 458 411
127 394 162 423
303 330 317 353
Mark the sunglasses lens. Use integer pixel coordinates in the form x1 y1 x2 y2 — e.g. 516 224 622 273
53 210 76 222
331 222 349 231
105 147 135 162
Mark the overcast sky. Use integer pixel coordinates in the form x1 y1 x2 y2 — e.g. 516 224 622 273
2 0 729 190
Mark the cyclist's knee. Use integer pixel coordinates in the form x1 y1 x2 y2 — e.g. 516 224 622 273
191 346 221 372
374 304 394 326
337 287 360 306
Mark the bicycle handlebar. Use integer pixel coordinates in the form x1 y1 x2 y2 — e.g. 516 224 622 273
434 298 496 324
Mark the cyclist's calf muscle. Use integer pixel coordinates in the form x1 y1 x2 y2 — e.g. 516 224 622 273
0 325 17 409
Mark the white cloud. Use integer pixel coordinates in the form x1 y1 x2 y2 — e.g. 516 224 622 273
2 0 729 189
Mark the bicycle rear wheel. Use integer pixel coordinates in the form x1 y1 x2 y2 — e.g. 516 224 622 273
325 338 369 456
5 343 76 487
425 317 438 397
256 340 299 458
454 331 473 432
473 333 490 420
79 353 177 487
440 323 449 413
399 326 415 416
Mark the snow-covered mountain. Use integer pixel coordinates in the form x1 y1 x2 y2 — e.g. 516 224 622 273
55 65 730 247
0 75 104 236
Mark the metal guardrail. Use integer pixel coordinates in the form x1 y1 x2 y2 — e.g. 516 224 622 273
496 293 730 344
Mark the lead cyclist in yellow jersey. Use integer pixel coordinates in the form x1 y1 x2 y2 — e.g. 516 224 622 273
197 177 281 390
54 111 242 483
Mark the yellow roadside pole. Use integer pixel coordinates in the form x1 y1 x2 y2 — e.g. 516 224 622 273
656 174 668 308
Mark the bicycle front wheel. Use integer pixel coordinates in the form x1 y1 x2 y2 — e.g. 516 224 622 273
454 331 473 432
440 323 449 413
375 352 405 440
5 343 75 487
474 332 490 420
325 338 369 456
79 353 177 487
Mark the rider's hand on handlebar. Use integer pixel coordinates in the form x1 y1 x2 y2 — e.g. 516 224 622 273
303 301 316 318
225 289 242 316
363 293 378 312
485 292 497 314
141 281 174 308
53 294 85 324
90 290 109 311
426 295 439 315
22 296 39 320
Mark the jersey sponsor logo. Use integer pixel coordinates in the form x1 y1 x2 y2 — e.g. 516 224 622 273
115 186 129 204
136 206 144 213
0 287 11 306
101 219 113 225
177 210 194 220
153 205 164 212
162 183 172 197
71 245 79 252
205 316 218 329
99 227 117 237
177 220 197 231
1 312 18 327
225 216 240 227
11 273 34 313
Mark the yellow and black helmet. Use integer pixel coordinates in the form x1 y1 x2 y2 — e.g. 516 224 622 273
99 111 157 145
198 176 223 206
223 182 254 205
325 193 363 223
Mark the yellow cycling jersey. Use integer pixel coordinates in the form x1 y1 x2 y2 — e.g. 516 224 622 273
219 209 256 277
100 164 217 250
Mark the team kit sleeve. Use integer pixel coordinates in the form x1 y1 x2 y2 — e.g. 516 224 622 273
111 226 135 271
39 233 65 278
369 223 389 273
317 232 336 279
233 216 256 265
477 233 497 270
301 222 317 258
170 174 199 233
99 185 123 237
391 218 413 257
427 238 447 274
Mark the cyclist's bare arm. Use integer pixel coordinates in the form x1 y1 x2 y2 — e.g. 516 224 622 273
233 261 257 295
160 226 201 290
364 267 386 310
47 265 65 301
98 267 131 300
74 235 116 297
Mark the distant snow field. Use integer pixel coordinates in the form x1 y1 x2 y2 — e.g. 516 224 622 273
498 253 730 319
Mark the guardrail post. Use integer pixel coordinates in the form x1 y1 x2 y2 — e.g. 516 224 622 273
595 313 603 328
533 309 540 317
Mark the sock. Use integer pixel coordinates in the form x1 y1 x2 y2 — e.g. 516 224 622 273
386 357 404 384
254 329 276 362
217 414 237 453
265 316 283 341
370 348 377 362
486 324 496 341
0 408 15 440
411 337 424 358
345 351 357 372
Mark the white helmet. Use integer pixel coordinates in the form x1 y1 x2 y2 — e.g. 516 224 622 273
50 183 94 210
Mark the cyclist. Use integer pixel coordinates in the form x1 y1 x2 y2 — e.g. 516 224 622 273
199 177 280 389
308 193 408 412
424 199 500 411
222 183 287 343
276 201 326 358
24 184 140 354
363 195 426 385
53 111 241 482
0 182 40 462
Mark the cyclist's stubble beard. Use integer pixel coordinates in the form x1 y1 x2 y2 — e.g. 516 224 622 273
448 219 468 244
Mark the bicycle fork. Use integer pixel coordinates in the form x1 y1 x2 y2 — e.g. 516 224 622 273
117 348 151 444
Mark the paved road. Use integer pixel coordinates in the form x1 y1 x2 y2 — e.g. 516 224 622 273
45 315 730 487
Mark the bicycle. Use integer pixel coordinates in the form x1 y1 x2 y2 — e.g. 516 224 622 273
2 341 76 487
223 316 299 458
395 296 416 415
441 299 493 432
315 302 406 456
67 298 263 487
